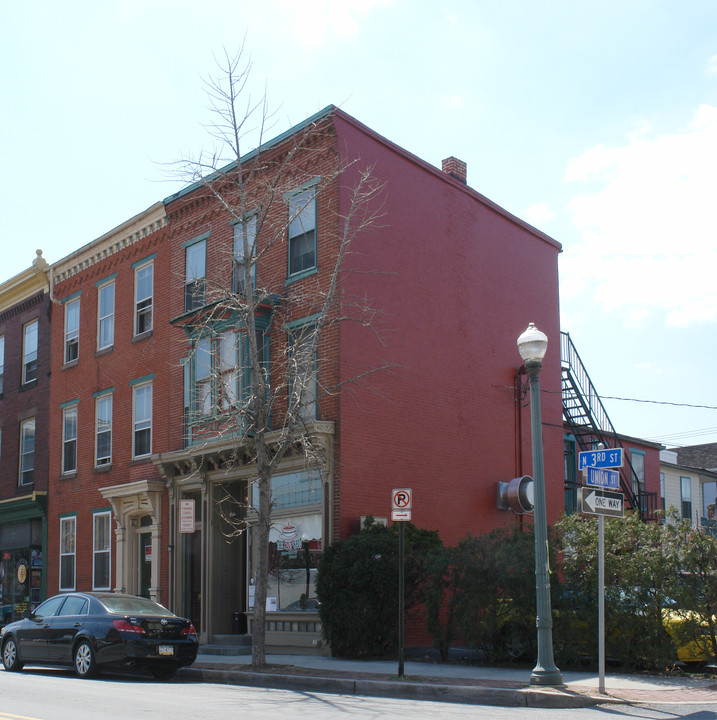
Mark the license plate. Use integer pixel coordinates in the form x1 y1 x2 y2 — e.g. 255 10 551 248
158 645 175 656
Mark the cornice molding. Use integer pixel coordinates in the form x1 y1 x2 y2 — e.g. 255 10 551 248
52 202 167 283
0 251 50 316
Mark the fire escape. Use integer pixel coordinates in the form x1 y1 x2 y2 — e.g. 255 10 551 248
560 331 657 520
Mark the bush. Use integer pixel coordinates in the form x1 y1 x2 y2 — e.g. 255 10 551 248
316 517 442 657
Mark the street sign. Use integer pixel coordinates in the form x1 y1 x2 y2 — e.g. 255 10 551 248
585 467 620 490
391 510 412 521
578 447 623 470
392 488 412 511
578 487 624 518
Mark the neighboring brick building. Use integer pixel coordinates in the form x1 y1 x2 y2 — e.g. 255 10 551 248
46 204 170 604
0 252 51 623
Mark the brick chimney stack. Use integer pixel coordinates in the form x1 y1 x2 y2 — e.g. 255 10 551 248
442 156 467 184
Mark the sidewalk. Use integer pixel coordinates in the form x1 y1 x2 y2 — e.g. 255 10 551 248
178 651 717 708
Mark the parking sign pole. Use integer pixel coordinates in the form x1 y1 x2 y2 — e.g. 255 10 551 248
398 521 405 678
598 514 605 694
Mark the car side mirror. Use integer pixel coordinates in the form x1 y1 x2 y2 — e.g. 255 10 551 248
22 610 33 620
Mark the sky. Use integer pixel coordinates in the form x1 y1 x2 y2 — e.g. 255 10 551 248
2 0 716 448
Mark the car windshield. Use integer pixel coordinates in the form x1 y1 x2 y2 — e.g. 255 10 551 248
99 596 174 616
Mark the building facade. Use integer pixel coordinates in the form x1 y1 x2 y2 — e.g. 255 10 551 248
0 252 51 624
46 204 170 606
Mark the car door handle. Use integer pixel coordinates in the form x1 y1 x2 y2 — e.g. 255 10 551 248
43 624 51 628
73 622 82 628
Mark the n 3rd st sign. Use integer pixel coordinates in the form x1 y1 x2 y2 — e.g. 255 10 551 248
578 447 623 470
578 487 624 518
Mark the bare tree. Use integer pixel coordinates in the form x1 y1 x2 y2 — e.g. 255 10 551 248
171 49 385 668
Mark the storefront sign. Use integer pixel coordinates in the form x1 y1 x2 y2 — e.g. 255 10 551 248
179 499 195 533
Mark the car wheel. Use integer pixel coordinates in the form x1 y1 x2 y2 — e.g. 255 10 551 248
151 664 178 680
2 637 24 672
74 640 98 679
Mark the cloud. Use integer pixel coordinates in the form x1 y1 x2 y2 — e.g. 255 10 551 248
275 0 389 47
562 105 717 329
523 201 554 227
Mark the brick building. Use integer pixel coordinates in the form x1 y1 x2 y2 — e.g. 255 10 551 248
148 106 564 648
0 252 51 623
46 204 170 604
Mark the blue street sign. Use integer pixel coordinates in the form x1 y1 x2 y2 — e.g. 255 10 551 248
586 467 620 490
578 447 623 470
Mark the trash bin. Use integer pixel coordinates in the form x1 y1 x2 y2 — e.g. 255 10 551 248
232 611 246 634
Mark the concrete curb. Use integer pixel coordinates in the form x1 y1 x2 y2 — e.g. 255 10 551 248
178 666 603 708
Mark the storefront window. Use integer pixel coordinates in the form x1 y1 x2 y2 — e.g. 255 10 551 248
0 518 43 624
266 514 322 611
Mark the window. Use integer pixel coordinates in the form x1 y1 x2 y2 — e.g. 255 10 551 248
703 481 717 521
135 261 154 335
0 334 4 394
93 511 111 590
64 298 80 363
62 404 78 475
630 449 645 495
97 281 115 350
219 331 238 409
132 382 152 458
660 472 666 513
59 595 88 616
233 216 257 294
185 239 206 311
60 516 76 591
19 418 35 485
288 188 317 276
681 476 692 522
22 319 38 383
95 394 112 467
194 338 212 417
288 325 317 421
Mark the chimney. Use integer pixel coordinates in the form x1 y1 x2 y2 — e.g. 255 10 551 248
442 156 467 184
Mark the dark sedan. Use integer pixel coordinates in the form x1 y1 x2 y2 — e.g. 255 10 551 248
0 592 198 679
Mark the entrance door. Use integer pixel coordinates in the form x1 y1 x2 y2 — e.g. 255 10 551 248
185 530 201 633
140 533 152 599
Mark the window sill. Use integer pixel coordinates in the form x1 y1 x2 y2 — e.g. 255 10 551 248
131 456 151 465
95 346 114 357
285 267 318 285
19 379 38 392
62 359 79 370
94 464 112 474
132 330 153 343
61 472 77 480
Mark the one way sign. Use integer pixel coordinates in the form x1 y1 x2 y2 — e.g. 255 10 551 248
578 487 624 518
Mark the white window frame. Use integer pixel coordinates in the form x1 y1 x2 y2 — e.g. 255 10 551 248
288 324 318 422
288 187 317 276
134 260 154 336
132 381 152 458
59 516 77 591
681 476 692 522
64 297 80 364
0 334 4 394
22 319 38 384
233 216 257 294
62 404 78 475
92 511 112 590
97 280 115 350
95 393 112 467
19 417 35 485
185 238 207 312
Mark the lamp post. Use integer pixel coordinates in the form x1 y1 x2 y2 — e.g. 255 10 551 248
517 322 563 687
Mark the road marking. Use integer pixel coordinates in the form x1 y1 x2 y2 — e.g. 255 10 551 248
0 712 44 720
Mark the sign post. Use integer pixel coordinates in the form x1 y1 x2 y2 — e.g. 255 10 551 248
392 488 412 678
577 447 624 695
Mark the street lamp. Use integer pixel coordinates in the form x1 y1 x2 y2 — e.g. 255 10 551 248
517 322 563 687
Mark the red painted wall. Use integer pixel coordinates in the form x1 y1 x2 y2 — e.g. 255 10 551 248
331 112 563 546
